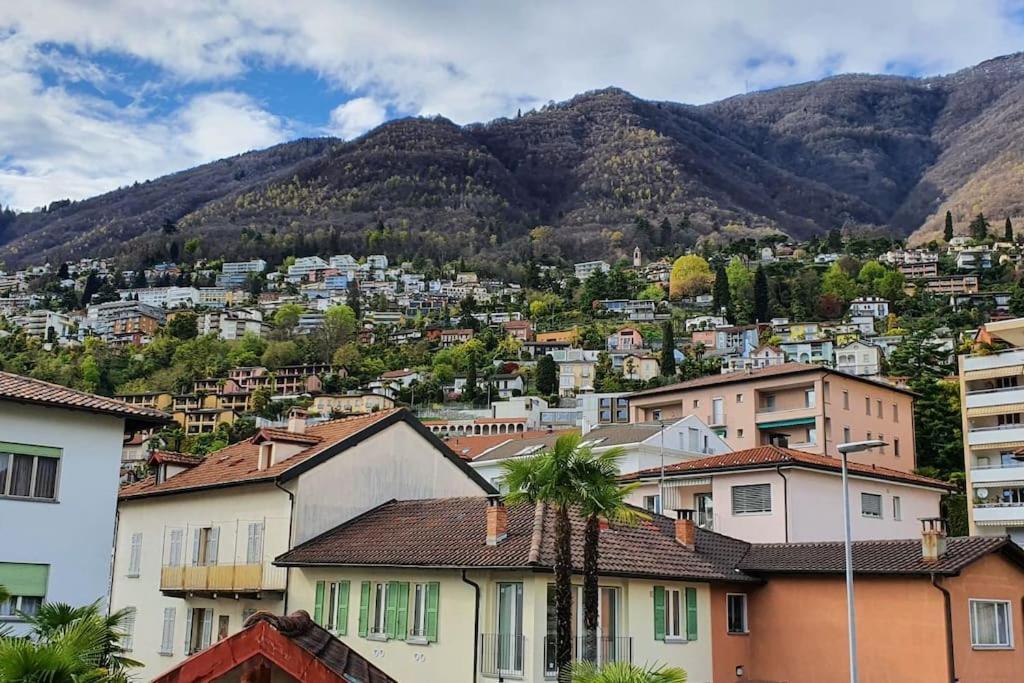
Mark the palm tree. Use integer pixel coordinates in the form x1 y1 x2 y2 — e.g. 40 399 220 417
573 447 648 663
502 433 585 681
571 661 687 683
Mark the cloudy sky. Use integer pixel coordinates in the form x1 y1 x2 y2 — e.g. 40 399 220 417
2 0 1023 210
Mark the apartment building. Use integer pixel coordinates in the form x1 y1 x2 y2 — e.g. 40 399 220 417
959 317 1024 544
110 408 495 680
573 260 611 279
0 372 170 635
626 363 917 470
909 274 980 296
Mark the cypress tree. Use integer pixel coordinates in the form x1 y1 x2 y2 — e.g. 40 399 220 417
753 266 770 323
347 279 361 320
660 320 677 377
1006 217 1014 242
712 262 731 318
969 212 989 240
944 210 954 242
536 354 558 396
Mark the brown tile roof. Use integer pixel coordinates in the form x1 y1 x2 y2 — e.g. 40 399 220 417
622 445 954 491
444 431 554 461
276 497 759 583
252 428 322 445
625 362 915 398
740 536 1024 576
147 451 203 468
0 371 171 426
120 409 495 500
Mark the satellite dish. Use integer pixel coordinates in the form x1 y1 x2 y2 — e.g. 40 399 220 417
977 488 990 500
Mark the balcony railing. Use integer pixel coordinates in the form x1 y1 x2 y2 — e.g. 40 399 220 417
159 562 286 594
964 348 1024 373
479 633 526 678
543 635 632 678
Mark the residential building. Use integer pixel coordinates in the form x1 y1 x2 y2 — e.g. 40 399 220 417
110 408 494 679
222 259 267 276
691 325 765 355
849 296 890 319
622 445 950 540
574 260 611 280
685 315 728 331
957 247 995 271
951 291 1012 314
121 286 201 309
606 326 645 351
910 274 980 296
490 373 526 398
0 372 170 635
834 340 883 377
551 348 599 396
627 362 917 469
723 345 785 373
288 256 331 279
199 309 271 340
440 328 475 347
535 328 580 345
620 353 661 381
312 393 396 417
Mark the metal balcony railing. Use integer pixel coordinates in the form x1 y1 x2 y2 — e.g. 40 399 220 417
479 633 526 678
543 635 632 678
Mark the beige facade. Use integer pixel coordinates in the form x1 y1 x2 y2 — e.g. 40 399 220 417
628 367 916 471
312 393 396 416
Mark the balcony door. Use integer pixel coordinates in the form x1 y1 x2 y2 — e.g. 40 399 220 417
496 582 524 675
695 493 714 530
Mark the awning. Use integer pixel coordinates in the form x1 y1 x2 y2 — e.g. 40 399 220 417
975 519 1024 528
0 563 49 597
664 477 712 487
972 440 1024 450
965 365 1024 381
973 479 1024 489
757 416 817 429
967 403 1024 418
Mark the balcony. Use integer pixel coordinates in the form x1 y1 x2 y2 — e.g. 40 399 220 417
965 387 1024 410
160 563 286 597
479 633 526 679
754 405 817 429
706 413 727 428
972 463 1024 486
544 635 632 678
967 425 1024 448
973 503 1024 525
963 348 1024 375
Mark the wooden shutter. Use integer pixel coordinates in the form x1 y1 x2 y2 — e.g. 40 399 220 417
191 530 202 566
184 608 194 654
246 523 264 564
201 609 213 649
358 581 370 637
161 607 175 654
314 581 326 625
653 586 666 641
168 529 183 566
385 581 399 639
425 582 440 643
122 608 136 651
685 587 698 641
395 582 409 641
336 581 350 635
207 528 220 566
128 533 142 576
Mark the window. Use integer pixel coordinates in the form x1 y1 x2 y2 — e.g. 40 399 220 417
763 394 776 410
497 582 524 674
726 594 748 634
998 413 1022 426
861 493 882 518
843 391 850 410
185 608 213 655
737 428 744 438
893 496 902 521
0 442 61 501
876 400 882 418
736 393 744 403
316 581 351 634
843 426 851 443
692 399 700 409
712 397 725 424
804 388 816 408
892 403 899 423
128 532 142 577
865 396 871 415
167 528 183 566
245 522 264 564
410 583 432 639
0 563 48 620
192 527 219 567
160 607 176 655
894 438 901 457
371 582 389 636
654 586 697 642
878 434 885 454
643 494 662 514
971 600 1013 648
805 427 817 445
732 484 771 515
652 409 663 421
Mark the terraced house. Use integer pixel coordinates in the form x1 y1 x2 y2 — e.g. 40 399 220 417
110 408 494 680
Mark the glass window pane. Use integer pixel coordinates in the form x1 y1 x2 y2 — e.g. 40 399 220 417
19 596 41 617
10 455 33 497
34 458 58 499
0 453 8 493
671 590 681 636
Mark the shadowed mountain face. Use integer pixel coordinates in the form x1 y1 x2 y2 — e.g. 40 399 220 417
2 53 1023 268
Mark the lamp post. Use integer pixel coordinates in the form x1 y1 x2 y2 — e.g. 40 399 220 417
835 439 886 683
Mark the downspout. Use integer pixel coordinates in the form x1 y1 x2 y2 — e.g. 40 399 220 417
107 507 120 616
931 573 957 683
775 464 789 542
462 569 482 682
274 479 296 614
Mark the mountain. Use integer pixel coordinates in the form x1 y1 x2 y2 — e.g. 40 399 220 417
3 53 1024 269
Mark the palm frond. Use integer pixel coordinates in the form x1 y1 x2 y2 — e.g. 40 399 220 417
569 660 688 683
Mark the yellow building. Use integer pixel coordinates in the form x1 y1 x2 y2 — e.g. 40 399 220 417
312 392 396 417
536 328 580 345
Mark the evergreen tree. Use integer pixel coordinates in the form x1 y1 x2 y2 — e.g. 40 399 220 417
1010 278 1024 317
712 261 730 318
660 320 676 377
347 278 361 319
536 354 558 396
659 218 672 246
80 272 100 306
944 210 954 242
463 354 479 404
969 212 990 240
753 265 770 322
57 262 69 279
826 228 843 252
1006 217 1014 242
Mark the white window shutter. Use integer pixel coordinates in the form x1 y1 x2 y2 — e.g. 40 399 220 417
207 528 220 566
161 607 176 654
169 529 183 566
128 533 142 576
201 610 213 649
247 523 264 564
191 530 202 566
122 608 136 651
184 608 194 654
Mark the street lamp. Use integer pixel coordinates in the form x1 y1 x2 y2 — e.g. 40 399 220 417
836 439 886 683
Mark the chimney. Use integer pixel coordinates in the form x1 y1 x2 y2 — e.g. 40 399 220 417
921 517 948 562
486 498 508 546
257 442 273 471
674 509 696 547
287 407 308 434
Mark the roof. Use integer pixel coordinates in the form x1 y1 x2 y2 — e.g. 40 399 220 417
622 445 953 491
147 451 203 468
471 423 672 464
0 371 172 427
152 611 397 683
276 497 758 583
444 431 554 461
380 369 416 378
741 536 1024 576
625 362 916 399
120 408 496 500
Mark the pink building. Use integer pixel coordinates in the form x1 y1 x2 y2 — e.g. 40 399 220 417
606 326 645 351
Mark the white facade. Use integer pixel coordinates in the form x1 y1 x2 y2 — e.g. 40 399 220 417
849 296 890 319
287 256 330 278
222 259 267 275
120 287 200 309
573 260 610 280
834 341 883 377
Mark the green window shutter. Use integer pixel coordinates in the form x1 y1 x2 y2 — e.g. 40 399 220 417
685 587 698 641
385 581 399 639
0 442 61 458
313 581 325 625
425 582 440 643
653 585 666 641
0 563 49 597
395 582 410 641
358 581 370 637
336 581 350 635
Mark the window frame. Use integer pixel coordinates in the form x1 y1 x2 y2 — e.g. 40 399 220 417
411 582 430 640
970 599 1014 649
861 492 883 519
665 587 685 640
726 593 749 635
0 444 62 503
893 495 902 521
370 581 389 637
732 483 772 515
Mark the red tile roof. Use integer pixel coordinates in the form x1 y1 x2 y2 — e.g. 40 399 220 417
276 497 758 583
0 371 171 426
252 428 322 445
444 431 554 460
120 408 494 499
147 451 203 468
622 445 953 491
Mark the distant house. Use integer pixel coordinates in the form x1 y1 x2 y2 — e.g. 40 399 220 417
439 328 474 347
850 296 890 319
620 353 660 381
834 340 883 377
501 319 534 341
606 326 645 351
573 260 610 280
490 373 525 398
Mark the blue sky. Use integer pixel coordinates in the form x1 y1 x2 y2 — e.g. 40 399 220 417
1 0 1023 210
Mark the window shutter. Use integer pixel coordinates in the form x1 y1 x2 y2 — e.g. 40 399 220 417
169 529 183 566
685 587 698 641
161 607 175 654
653 586 666 641
201 609 213 649
207 528 220 566
395 582 409 641
191 530 202 566
358 581 370 637
336 581 350 635
425 582 440 643
128 533 142 576
122 608 136 651
385 581 399 639
246 523 264 564
184 608 194 654
732 484 771 514
314 581 326 625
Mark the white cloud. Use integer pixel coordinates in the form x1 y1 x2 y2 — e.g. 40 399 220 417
2 0 1024 208
327 97 388 140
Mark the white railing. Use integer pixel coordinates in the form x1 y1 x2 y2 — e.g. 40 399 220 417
964 348 1024 372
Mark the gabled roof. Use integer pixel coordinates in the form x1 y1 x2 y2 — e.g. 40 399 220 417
0 371 172 427
741 536 1024 576
152 611 397 683
445 431 556 461
147 451 203 468
120 408 496 500
276 497 758 583
621 445 953 491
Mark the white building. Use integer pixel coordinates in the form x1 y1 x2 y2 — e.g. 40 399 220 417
222 259 267 275
13 309 76 340
329 254 358 270
849 296 890 319
287 256 330 279
366 254 389 271
120 287 200 309
0 372 170 635
573 260 611 280
834 340 883 377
